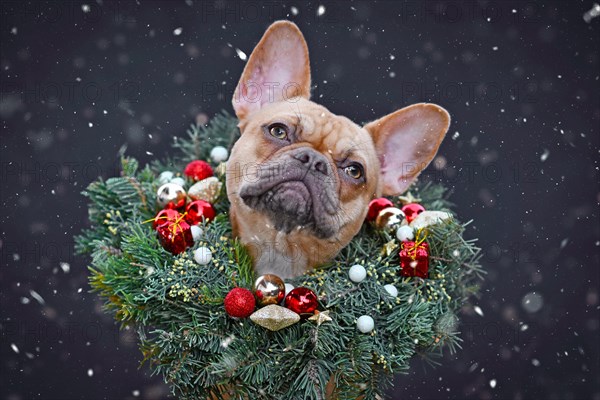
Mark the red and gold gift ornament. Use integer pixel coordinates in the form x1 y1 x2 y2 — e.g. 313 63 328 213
151 160 223 254
153 209 194 254
399 236 429 279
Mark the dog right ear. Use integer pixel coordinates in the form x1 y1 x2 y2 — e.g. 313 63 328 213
232 21 311 121
364 103 450 196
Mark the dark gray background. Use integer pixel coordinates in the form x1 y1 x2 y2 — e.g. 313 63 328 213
1 1 599 399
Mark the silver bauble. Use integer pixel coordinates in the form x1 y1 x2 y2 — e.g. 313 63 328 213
156 182 186 208
375 207 406 231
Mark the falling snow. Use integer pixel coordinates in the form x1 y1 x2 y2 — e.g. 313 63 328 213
59 262 70 273
583 3 600 22
29 290 45 305
2 2 598 400
540 149 550 162
235 48 247 61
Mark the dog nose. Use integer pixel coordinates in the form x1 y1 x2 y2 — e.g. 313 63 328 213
293 149 329 175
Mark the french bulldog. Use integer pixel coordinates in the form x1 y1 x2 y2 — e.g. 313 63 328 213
226 21 450 279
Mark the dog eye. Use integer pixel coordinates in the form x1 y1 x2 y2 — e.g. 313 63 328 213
343 164 363 179
268 124 288 140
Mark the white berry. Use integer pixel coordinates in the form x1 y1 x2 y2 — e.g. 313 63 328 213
383 284 398 298
348 264 367 283
170 177 186 187
356 315 374 333
210 146 229 163
190 225 203 242
396 225 414 242
284 283 295 296
193 246 212 265
158 171 174 184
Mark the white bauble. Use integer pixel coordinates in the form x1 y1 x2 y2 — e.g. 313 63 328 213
210 146 229 163
190 225 203 242
170 177 186 187
284 283 295 296
158 171 174 184
348 264 367 283
383 284 398 298
396 225 414 242
356 315 375 333
193 246 212 265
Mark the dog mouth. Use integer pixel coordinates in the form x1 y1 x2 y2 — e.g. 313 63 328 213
242 180 313 230
239 175 338 238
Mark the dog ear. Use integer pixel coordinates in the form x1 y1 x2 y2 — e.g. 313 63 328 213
364 103 450 196
232 21 311 121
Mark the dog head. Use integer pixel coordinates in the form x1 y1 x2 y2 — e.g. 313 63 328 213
226 21 449 278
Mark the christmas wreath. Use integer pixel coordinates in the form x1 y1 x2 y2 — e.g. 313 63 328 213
76 112 484 399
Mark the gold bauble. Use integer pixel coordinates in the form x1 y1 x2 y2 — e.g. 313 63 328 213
410 211 452 230
254 274 286 306
188 177 222 203
249 305 300 331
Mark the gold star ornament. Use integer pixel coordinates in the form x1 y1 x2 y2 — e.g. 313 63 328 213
397 192 422 205
381 240 399 256
308 310 332 326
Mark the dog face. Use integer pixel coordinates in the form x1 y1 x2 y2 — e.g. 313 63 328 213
226 21 449 278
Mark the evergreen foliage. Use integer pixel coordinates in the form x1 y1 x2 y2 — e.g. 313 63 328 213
76 112 484 399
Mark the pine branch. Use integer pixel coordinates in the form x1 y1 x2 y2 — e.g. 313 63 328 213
75 112 484 399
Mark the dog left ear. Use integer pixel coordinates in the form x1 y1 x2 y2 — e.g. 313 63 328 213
364 103 450 196
232 21 311 121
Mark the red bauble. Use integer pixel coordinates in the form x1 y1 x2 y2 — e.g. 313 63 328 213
164 198 187 211
153 208 181 229
156 217 193 254
185 200 216 224
184 160 214 182
399 241 429 278
224 288 256 318
284 287 318 316
367 198 394 222
401 203 425 224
